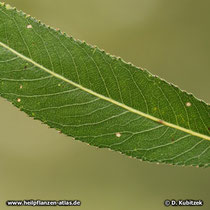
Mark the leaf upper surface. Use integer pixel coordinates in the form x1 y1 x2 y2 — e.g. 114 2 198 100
0 3 209 167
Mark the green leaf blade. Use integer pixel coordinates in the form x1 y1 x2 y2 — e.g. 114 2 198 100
0 3 209 167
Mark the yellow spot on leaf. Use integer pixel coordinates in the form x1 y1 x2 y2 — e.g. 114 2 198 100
17 98 21 103
27 24 33 29
5 4 13 10
115 132 121 138
186 102 191 107
153 107 157 111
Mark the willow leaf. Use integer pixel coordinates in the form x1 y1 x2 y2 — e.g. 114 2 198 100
0 3 209 167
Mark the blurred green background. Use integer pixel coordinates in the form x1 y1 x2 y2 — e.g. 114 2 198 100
0 0 209 209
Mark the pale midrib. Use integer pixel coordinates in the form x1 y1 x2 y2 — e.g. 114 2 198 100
0 41 209 141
